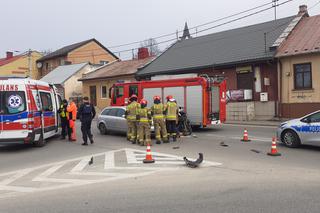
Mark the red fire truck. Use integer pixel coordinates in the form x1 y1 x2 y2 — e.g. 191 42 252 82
110 76 227 127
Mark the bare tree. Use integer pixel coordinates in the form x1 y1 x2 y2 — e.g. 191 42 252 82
140 38 161 56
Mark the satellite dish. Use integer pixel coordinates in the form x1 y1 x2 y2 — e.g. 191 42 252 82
37 62 42 68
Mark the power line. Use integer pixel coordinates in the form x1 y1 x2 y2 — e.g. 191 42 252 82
106 0 276 49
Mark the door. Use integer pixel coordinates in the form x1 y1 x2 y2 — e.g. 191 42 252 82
90 86 97 106
112 86 124 106
300 111 320 143
39 91 55 136
0 92 4 132
186 86 202 125
115 108 127 132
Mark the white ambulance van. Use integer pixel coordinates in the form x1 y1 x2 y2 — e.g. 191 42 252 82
0 77 62 147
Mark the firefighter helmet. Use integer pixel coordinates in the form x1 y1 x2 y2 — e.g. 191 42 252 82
140 99 147 105
166 95 173 100
153 95 161 101
129 94 138 101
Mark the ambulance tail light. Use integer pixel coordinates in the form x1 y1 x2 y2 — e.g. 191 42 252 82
27 113 34 130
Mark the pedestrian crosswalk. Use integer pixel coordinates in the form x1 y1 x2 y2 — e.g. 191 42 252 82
0 148 222 199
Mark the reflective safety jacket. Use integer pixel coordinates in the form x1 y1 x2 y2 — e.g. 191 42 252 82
126 101 140 121
166 101 178 121
59 104 68 119
151 103 165 120
137 107 151 123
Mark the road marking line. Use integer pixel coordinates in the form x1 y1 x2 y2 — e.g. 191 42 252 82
71 157 91 172
125 148 139 164
104 151 115 169
0 169 33 185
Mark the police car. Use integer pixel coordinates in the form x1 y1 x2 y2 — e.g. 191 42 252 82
277 110 320 148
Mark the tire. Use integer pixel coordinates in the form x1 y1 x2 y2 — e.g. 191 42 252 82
281 130 301 148
99 123 108 135
33 132 46 147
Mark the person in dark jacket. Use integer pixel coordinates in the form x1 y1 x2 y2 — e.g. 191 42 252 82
78 96 96 146
58 99 71 140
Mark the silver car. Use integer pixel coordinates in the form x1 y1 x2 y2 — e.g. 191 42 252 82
277 110 320 148
97 106 127 135
97 106 154 135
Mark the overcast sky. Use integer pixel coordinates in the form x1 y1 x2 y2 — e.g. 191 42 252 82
1 0 320 60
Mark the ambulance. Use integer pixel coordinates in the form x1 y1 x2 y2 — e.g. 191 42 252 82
0 77 62 147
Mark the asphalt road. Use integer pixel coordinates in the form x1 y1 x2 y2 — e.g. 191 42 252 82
0 122 320 213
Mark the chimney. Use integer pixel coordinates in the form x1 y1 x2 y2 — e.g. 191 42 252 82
298 5 308 16
137 47 150 60
6 51 13 59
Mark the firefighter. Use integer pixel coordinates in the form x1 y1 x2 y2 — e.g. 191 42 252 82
151 96 168 144
67 98 78 141
137 99 152 146
125 94 140 144
165 96 178 142
58 99 71 140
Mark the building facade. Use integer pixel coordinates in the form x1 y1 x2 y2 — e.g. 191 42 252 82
276 13 320 118
36 38 118 78
80 53 153 113
0 51 43 79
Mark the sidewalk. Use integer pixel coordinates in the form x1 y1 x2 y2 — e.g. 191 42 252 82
225 120 283 127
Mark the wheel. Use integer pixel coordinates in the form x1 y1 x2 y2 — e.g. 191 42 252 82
33 132 46 147
281 130 301 148
99 123 108 135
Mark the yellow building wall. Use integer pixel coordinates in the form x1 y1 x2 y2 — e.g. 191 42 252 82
63 65 92 101
0 51 42 79
67 41 117 65
82 76 135 113
280 54 320 104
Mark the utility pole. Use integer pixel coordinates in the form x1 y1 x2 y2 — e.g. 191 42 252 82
28 49 32 78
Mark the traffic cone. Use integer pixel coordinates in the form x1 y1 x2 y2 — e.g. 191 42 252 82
267 137 281 156
143 143 155 163
241 128 251 142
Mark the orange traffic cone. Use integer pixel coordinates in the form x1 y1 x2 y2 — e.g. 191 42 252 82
143 143 155 163
241 128 251 142
267 137 281 156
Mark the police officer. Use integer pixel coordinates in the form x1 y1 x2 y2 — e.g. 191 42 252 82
78 97 96 146
165 96 178 142
125 94 140 144
58 99 71 140
151 96 168 144
137 99 152 146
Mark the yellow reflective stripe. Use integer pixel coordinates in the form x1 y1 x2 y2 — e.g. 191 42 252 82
139 118 149 122
154 114 164 119
166 115 177 119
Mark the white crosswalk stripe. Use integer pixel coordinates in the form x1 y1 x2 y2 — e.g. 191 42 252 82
0 148 222 199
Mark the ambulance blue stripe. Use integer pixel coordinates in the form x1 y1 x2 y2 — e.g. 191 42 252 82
2 112 28 121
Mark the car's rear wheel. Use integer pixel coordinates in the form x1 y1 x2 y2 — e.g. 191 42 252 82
282 130 300 148
99 123 108 135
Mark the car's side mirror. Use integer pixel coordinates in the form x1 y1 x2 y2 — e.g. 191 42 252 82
122 115 126 118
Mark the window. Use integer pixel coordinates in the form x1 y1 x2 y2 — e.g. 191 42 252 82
59 59 65 66
108 108 118 116
101 109 111 115
40 92 53 111
116 86 124 98
237 72 253 90
116 109 125 117
45 63 49 70
302 112 320 123
100 60 109 65
129 85 138 97
101 86 107 99
294 63 312 90
0 91 26 114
